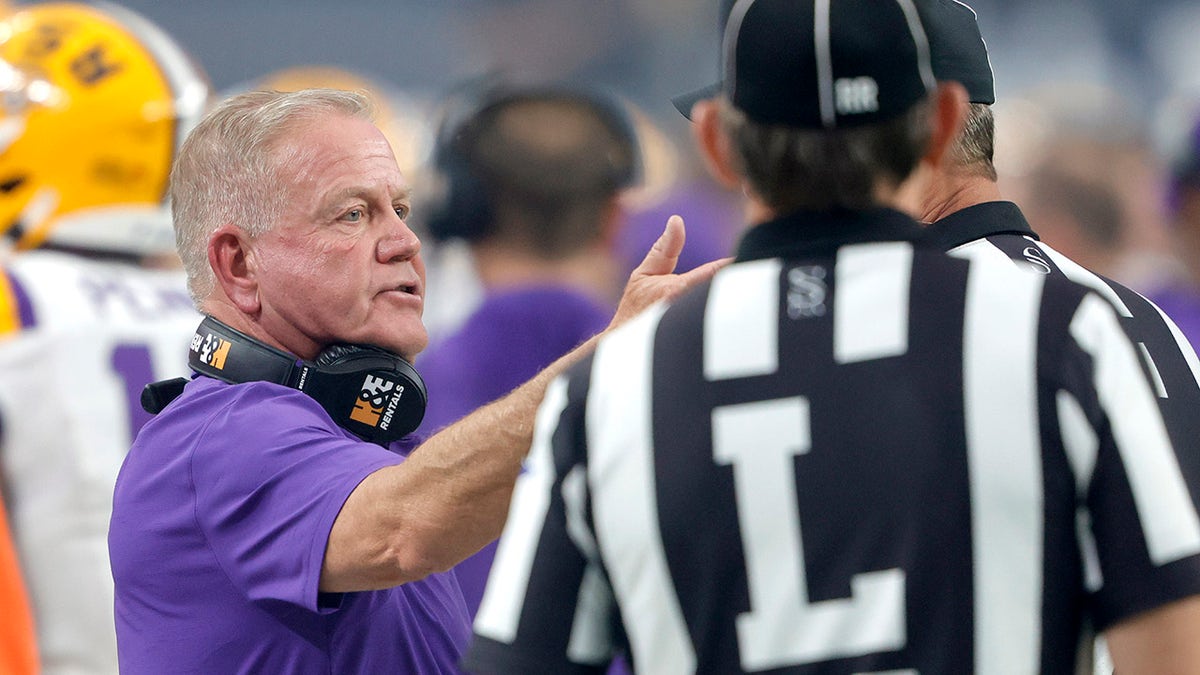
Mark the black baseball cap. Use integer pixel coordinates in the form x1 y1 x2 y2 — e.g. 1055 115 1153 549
918 0 995 104
673 0 995 124
672 0 937 130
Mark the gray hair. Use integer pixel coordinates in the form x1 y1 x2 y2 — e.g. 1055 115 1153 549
717 97 933 213
950 103 997 181
170 88 375 305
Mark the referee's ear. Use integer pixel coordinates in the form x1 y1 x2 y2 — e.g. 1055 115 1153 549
922 82 970 172
690 98 743 190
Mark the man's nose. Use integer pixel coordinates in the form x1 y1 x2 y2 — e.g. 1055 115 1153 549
378 213 421 262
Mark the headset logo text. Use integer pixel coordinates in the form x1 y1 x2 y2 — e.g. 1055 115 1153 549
350 374 404 431
192 332 232 370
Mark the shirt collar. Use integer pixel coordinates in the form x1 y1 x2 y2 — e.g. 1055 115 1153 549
735 207 928 262
921 201 1039 251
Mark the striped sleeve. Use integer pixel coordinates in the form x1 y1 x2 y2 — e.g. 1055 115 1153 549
1053 288 1200 629
465 363 619 675
962 236 1200 629
970 236 1200 481
465 304 672 674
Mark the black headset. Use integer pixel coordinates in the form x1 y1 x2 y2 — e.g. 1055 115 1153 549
424 79 643 243
141 316 427 445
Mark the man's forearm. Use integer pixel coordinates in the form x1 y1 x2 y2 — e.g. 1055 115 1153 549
1106 595 1200 675
322 216 728 591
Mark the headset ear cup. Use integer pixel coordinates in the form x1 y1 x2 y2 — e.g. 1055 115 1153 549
309 344 428 443
179 318 427 445
425 80 643 243
425 138 494 243
588 93 643 189
426 81 499 244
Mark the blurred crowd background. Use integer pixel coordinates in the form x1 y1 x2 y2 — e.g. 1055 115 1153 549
104 0 1200 130
102 0 1200 339
4 1 1200 673
101 0 1200 141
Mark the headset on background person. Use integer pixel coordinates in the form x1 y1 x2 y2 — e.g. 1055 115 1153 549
423 76 645 244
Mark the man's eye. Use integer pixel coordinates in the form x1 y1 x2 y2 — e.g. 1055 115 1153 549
395 205 410 220
344 208 364 222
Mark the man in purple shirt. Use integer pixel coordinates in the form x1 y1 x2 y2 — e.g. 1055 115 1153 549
417 84 638 617
108 89 722 673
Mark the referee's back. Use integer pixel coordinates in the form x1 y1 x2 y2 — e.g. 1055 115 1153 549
611 235 1192 672
467 213 1200 674
465 216 1200 672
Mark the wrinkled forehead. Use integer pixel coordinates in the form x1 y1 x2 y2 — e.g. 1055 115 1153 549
273 116 409 205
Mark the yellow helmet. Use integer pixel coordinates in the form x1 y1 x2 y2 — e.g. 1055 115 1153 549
0 2 209 256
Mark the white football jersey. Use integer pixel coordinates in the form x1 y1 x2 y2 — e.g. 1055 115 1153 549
0 250 200 674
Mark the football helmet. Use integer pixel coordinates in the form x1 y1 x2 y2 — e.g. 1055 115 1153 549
0 2 209 256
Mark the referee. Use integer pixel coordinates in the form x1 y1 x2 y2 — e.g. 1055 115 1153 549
915 0 1200 463
462 0 1200 673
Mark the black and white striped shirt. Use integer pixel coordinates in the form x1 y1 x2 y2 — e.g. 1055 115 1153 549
926 201 1200 463
463 207 1200 674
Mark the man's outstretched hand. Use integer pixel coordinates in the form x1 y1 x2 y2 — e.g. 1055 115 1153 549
610 215 732 328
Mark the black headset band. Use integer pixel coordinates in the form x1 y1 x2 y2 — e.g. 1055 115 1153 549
143 316 427 445
188 315 306 387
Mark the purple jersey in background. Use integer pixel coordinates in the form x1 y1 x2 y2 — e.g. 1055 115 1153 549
618 176 740 278
1146 282 1200 352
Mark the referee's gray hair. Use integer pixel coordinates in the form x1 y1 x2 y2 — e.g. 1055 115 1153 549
951 103 997 181
716 95 933 212
170 88 376 306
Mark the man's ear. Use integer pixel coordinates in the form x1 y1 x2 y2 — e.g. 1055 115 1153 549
207 224 260 314
923 82 970 170
691 99 743 189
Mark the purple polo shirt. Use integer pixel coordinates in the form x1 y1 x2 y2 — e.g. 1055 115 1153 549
417 286 611 618
109 377 470 674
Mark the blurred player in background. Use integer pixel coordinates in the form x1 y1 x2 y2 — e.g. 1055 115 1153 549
0 2 39 671
416 80 644 619
0 3 209 672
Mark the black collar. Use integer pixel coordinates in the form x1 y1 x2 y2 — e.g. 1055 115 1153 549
735 207 929 262
922 201 1039 251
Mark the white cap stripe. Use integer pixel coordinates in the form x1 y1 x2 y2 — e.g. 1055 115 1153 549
895 0 937 92
815 0 835 128
723 0 757 104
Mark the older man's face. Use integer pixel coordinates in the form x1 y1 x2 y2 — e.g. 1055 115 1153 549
251 113 427 362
